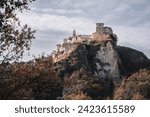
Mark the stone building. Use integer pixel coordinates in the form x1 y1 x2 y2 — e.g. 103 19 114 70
62 38 69 52
71 29 78 43
73 29 76 37
96 23 104 34
92 23 114 41
53 23 117 61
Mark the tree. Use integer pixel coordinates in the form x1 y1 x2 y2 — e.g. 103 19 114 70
0 0 36 63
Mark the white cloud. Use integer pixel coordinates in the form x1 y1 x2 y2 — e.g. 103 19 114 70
113 25 150 57
30 7 84 16
19 9 95 61
42 8 83 15
58 0 97 9
114 26 150 45
19 0 150 61
19 11 95 34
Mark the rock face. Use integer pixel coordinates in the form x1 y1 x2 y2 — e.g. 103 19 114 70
54 40 122 99
54 42 150 99
95 41 120 84
117 46 150 74
0 23 149 100
52 23 150 99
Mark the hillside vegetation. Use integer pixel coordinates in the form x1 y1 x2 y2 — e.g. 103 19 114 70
0 57 62 100
0 56 149 100
113 69 150 100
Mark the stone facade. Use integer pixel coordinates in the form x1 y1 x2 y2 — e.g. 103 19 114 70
92 23 114 42
52 23 117 62
96 23 104 34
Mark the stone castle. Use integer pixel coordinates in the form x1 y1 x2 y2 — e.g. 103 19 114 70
52 23 117 62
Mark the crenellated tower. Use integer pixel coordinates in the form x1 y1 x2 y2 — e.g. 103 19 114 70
96 23 104 34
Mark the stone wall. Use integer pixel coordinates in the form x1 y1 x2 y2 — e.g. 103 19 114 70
52 23 117 62
92 32 111 42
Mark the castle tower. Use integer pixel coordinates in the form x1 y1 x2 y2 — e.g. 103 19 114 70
73 29 76 37
96 23 104 34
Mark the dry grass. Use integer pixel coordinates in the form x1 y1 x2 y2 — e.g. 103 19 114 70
131 92 144 100
0 56 63 100
113 69 150 100
64 92 91 100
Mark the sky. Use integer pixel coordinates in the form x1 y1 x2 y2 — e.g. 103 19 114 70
19 0 150 61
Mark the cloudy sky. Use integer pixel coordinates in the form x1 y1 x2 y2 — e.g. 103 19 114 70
19 0 150 60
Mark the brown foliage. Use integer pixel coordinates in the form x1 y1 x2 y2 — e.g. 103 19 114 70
113 69 150 100
131 93 144 100
0 56 63 100
0 0 35 63
63 69 114 100
64 92 91 100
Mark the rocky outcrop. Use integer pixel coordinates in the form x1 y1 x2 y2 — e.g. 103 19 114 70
117 46 150 75
52 23 150 100
1 22 150 100
54 40 122 99
113 69 150 100
95 41 120 84
53 41 150 99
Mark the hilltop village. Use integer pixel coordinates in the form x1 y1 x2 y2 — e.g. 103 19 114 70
52 23 117 62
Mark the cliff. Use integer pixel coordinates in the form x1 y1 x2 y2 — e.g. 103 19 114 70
54 40 150 99
0 23 149 100
54 41 119 99
52 23 150 99
117 46 150 74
